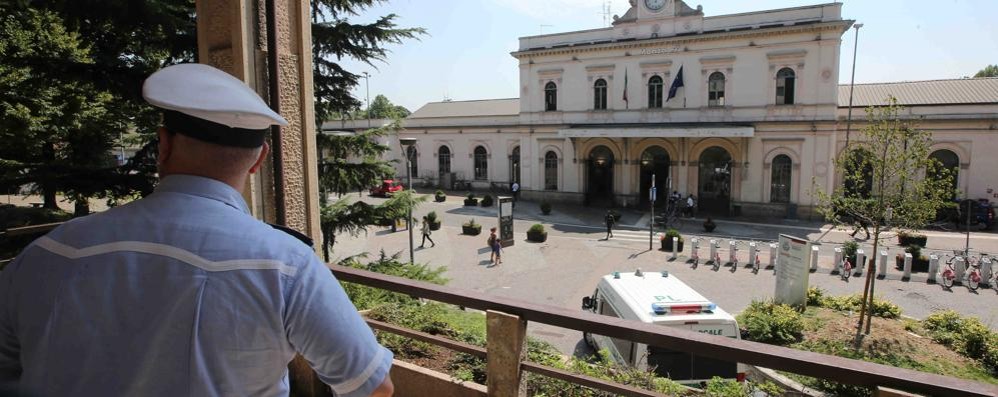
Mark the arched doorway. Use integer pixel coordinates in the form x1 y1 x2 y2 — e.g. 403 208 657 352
587 145 615 206
639 146 670 206
929 149 959 198
509 146 521 184
698 146 732 215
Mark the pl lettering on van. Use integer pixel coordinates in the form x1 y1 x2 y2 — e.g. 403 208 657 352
698 329 723 336
653 295 678 302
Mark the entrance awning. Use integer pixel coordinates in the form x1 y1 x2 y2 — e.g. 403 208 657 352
557 127 754 138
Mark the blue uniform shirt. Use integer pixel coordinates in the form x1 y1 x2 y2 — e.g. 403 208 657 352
0 175 393 396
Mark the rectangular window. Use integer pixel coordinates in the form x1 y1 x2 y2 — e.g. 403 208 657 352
598 301 634 364
544 157 558 190
708 80 725 107
474 156 487 180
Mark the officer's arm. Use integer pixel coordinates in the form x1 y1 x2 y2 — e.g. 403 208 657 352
369 376 394 397
284 254 394 397
0 255 22 383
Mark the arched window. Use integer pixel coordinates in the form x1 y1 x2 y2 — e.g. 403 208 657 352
593 79 608 110
648 76 663 108
929 149 960 198
776 68 796 105
708 72 726 107
473 146 488 180
770 155 792 203
544 151 558 190
544 82 558 111
438 146 451 175
406 146 418 177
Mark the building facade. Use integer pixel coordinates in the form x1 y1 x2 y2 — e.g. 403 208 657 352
324 1 998 219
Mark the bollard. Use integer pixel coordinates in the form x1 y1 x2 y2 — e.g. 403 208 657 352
928 255 939 283
878 250 889 278
729 240 738 264
811 246 820 272
981 256 993 288
749 242 758 268
855 250 866 277
902 253 912 281
769 243 778 269
671 237 679 260
691 238 700 261
954 257 966 285
709 240 718 263
833 247 843 274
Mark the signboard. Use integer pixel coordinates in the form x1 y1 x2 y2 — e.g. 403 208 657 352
650 186 657 202
498 196 514 247
775 234 811 308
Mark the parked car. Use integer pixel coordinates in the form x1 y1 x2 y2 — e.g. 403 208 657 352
369 179 404 197
942 199 995 230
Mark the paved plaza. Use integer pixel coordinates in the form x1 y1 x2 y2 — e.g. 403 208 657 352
332 193 998 355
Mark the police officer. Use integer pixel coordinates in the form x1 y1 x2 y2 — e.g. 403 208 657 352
0 64 394 396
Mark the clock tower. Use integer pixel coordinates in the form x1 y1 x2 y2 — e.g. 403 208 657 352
639 0 676 19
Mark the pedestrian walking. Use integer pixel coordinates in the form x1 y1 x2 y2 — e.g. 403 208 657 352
850 217 871 239
0 64 394 396
686 194 696 217
604 210 615 239
420 216 435 248
488 227 502 265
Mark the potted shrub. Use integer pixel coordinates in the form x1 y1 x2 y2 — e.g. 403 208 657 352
703 217 717 232
526 223 548 242
660 229 684 252
426 211 442 231
897 231 928 247
842 240 859 266
462 218 482 235
895 244 930 272
481 195 494 207
434 190 446 203
464 192 478 206
540 201 552 215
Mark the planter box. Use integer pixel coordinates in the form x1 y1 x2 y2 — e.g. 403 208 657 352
434 195 446 203
895 256 930 273
660 239 684 252
463 199 478 206
527 230 548 242
462 225 482 236
703 224 717 233
430 220 442 231
898 234 928 247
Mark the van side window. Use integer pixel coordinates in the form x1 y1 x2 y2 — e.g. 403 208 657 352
598 300 635 364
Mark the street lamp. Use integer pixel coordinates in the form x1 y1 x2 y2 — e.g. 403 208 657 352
844 22 864 148
361 72 371 128
400 137 418 265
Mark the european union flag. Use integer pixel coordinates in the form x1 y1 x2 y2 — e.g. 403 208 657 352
667 65 684 101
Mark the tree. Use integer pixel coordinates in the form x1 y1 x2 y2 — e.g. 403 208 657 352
317 120 398 197
366 94 411 119
817 96 954 342
974 64 998 78
319 189 426 261
310 0 425 125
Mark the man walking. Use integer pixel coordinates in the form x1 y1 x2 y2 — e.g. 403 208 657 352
0 64 393 397
420 215 435 248
604 210 615 239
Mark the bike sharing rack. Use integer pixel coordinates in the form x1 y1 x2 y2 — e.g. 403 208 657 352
981 256 994 288
710 239 719 264
928 255 939 283
811 245 820 272
748 242 758 270
833 247 843 274
902 253 913 281
854 249 867 277
954 257 966 285
671 237 679 260
768 243 778 270
878 250 889 279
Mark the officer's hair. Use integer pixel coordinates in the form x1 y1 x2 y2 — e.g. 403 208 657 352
170 132 262 177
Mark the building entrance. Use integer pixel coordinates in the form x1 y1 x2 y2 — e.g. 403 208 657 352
698 146 732 215
639 146 670 207
587 145 614 206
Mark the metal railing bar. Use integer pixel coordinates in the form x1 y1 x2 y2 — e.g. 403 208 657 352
332 265 997 397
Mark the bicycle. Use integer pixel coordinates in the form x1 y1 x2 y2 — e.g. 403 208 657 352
940 253 958 289
966 257 983 291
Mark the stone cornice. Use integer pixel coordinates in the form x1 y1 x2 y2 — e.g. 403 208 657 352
511 21 849 59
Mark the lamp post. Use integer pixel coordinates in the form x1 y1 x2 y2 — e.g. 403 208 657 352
400 137 418 265
844 23 864 148
362 72 371 128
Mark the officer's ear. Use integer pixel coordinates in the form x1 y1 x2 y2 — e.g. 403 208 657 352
249 142 270 174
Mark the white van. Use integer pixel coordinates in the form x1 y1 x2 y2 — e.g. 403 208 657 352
581 269 743 384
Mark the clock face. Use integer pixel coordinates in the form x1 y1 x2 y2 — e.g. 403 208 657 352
645 0 667 11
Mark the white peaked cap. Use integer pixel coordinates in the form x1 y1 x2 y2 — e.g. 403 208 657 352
143 63 288 129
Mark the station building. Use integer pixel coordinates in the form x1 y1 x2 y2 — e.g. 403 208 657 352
324 1 998 219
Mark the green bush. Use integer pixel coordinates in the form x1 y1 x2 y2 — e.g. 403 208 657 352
818 294 901 319
435 190 445 196
540 201 552 215
528 223 545 233
842 240 859 259
704 377 747 396
665 228 683 242
806 287 825 307
480 195 494 207
338 251 448 311
923 310 998 375
426 211 438 223
737 301 804 345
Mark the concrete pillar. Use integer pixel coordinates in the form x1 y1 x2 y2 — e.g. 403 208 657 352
487 310 527 397
833 247 843 274
878 250 889 278
671 237 679 260
196 0 321 243
928 255 939 283
769 243 778 270
810 246 820 272
855 250 866 277
902 253 912 281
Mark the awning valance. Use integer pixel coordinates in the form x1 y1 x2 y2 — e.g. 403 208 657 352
557 127 754 139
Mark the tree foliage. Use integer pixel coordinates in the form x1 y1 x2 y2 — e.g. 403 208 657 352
974 64 998 78
319 189 427 260
310 0 425 124
318 119 399 196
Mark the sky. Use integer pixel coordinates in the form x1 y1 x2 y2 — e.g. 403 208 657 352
338 0 998 112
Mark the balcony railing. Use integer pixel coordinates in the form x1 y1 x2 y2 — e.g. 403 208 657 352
325 265 998 397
